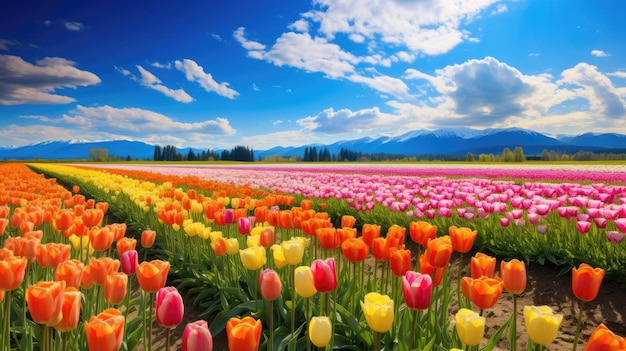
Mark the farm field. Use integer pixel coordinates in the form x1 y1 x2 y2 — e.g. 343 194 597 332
2 162 626 351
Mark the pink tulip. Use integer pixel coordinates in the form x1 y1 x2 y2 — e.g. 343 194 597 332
182 320 213 351
402 271 432 310
156 287 184 328
237 217 251 235
606 231 625 244
222 209 235 225
120 250 138 275
593 218 608 229
576 221 591 234
259 269 282 301
614 218 626 233
310 258 337 293
499 218 510 227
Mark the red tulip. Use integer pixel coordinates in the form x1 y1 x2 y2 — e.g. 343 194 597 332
402 271 432 310
155 286 184 328
311 258 337 293
572 263 604 302
182 320 213 351
259 269 282 301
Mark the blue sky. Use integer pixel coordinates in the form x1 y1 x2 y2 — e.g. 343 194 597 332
1 0 625 150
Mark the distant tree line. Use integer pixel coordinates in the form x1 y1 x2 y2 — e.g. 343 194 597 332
153 145 254 162
302 146 418 162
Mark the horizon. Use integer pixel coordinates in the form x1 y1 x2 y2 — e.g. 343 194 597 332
1 1 625 150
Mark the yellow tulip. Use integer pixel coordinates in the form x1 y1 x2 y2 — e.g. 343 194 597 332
270 245 288 269
239 246 266 270
455 308 485 346
360 292 394 333
524 305 563 346
308 316 332 348
209 231 223 242
246 235 261 248
225 238 239 255
281 239 305 265
294 266 317 298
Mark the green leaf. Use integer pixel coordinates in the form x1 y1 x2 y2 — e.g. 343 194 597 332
208 300 258 335
480 315 510 351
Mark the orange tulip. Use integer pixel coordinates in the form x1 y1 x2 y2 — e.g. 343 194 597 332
387 224 406 245
337 227 357 244
300 199 313 210
409 221 438 248
425 236 453 268
259 269 282 301
584 323 626 351
84 308 125 351
211 237 228 257
82 209 104 228
572 263 604 302
89 227 114 251
137 259 170 293
254 206 267 224
115 237 136 256
36 243 71 268
53 287 82 332
341 215 356 228
500 259 527 295
88 257 120 286
317 227 340 250
279 210 293 229
55 259 85 289
389 248 412 277
470 252 496 279
372 237 389 261
468 276 503 309
26 280 65 326
72 185 80 193
226 316 262 351
104 272 128 305
0 218 8 236
141 229 156 248
0 255 28 290
109 223 127 242
449 226 477 253
419 253 445 287
96 202 109 214
361 223 381 247
259 227 275 248
341 238 369 262
53 209 74 231
81 264 94 290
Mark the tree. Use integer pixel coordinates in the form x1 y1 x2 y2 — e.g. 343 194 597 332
513 146 525 162
502 147 514 162
89 148 108 162
465 152 475 162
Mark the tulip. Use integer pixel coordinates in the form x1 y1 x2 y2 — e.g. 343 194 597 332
120 250 138 275
449 226 477 253
470 252 496 279
361 223 381 246
341 215 356 228
155 286 184 328
55 259 85 289
89 226 114 251
468 276 503 310
182 320 213 351
88 257 121 286
84 308 125 351
311 258 337 293
36 242 71 268
237 216 252 235
281 238 305 265
309 316 332 348
26 280 65 326
105 272 128 305
259 227 275 248
0 255 28 291
259 269 282 301
524 305 562 346
572 263 604 302
419 252 445 287
246 234 261 248
372 237 389 261
141 229 156 248
240 246 266 270
82 208 104 228
409 221 437 248
500 259 527 295
426 236 453 268
210 237 227 257
294 266 318 298
53 287 82 332
341 237 369 262
137 259 170 293
584 323 626 351
270 245 288 269
53 209 74 231
317 227 340 250
225 238 240 255
402 271 432 310
389 248 411 277
115 237 136 256
226 316 262 351
361 292 394 333
455 308 485 346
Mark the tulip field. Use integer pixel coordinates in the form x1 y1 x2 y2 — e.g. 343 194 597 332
1 162 626 351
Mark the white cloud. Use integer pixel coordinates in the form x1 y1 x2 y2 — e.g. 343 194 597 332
151 62 172 69
348 74 410 99
123 65 194 103
241 129 320 149
609 71 626 79
233 27 266 52
591 50 608 57
174 59 239 99
0 55 101 105
64 22 84 31
288 19 309 33
296 106 399 134
0 39 17 51
252 83 260 91
211 33 223 42
491 4 508 15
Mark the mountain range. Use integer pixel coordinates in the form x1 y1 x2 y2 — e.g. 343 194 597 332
1 127 625 160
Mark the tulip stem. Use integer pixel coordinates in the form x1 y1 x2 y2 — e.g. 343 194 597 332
409 309 418 350
269 300 275 351
373 331 381 351
166 328 171 351
148 292 155 351
124 276 132 349
3 291 11 351
510 294 517 351
572 300 585 351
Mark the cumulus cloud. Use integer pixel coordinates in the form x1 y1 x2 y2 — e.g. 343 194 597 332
121 65 193 103
151 62 172 69
559 63 626 118
591 50 608 57
174 59 239 99
64 22 84 31
296 106 399 134
0 55 101 105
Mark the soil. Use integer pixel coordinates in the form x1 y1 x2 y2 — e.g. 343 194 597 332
147 249 625 351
